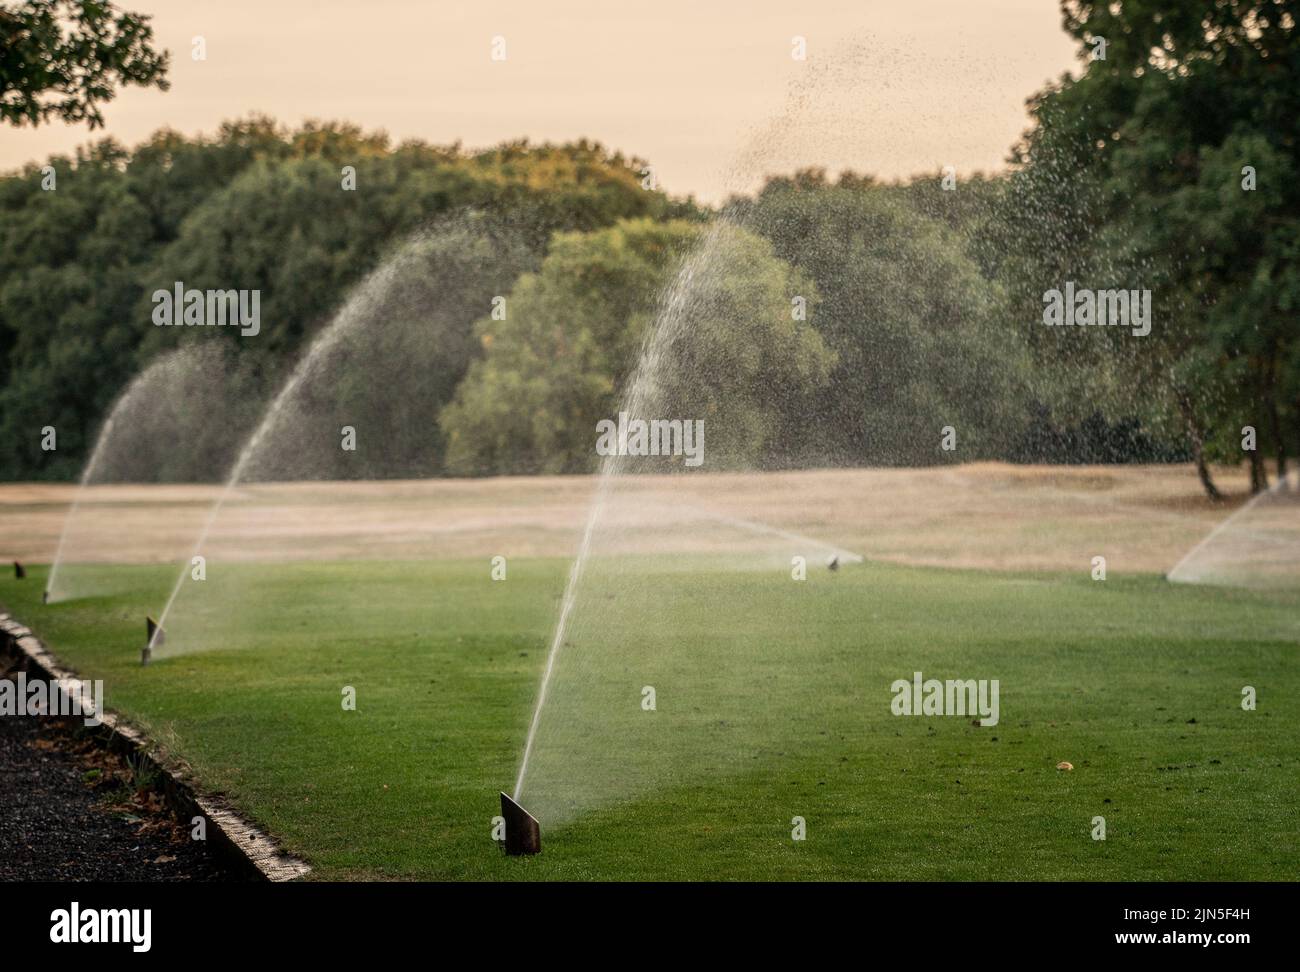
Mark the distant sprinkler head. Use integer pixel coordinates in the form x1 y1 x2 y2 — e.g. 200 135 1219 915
827 556 839 572
14 561 25 580
499 791 541 856
141 643 151 666
42 590 49 605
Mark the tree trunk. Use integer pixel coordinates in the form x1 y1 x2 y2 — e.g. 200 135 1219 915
1249 447 1268 494
1179 393 1221 500
1266 358 1287 480
1194 442 1221 499
1293 396 1300 489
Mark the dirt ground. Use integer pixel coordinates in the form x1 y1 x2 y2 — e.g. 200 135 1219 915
0 666 240 881
2 462 1286 578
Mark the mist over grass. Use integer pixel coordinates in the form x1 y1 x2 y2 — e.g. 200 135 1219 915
3 557 1296 880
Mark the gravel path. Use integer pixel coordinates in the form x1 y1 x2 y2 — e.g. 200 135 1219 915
0 675 239 882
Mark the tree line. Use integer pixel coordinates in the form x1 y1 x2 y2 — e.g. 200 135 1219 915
1 0 1295 495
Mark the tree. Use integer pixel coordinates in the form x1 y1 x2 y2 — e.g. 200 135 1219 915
1000 0 1300 496
739 175 1033 466
0 0 169 128
236 211 541 481
0 121 697 480
440 218 835 474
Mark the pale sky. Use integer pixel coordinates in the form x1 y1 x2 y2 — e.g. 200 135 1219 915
2 0 1080 202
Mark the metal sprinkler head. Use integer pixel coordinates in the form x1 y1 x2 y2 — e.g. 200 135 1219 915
143 616 165 665
14 561 25 580
499 792 541 855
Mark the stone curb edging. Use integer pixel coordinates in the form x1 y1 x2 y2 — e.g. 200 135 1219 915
0 611 310 882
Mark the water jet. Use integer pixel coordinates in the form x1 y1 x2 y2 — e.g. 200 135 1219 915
499 792 541 855
143 616 165 665
45 344 257 606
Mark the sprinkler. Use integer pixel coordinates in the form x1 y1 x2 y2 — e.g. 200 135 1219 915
143 616 165 665
499 792 541 855
13 561 25 580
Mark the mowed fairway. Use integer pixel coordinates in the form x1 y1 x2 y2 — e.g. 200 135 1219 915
1 543 1297 880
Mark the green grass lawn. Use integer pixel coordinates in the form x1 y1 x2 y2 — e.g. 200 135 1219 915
2 558 1297 880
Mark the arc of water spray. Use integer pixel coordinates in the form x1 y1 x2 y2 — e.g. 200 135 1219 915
670 501 865 565
513 225 724 801
47 346 236 603
45 416 115 602
511 52 863 801
1166 471 1297 583
511 470 613 800
148 259 405 652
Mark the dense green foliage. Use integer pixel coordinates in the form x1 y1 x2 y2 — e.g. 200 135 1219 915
981 0 1300 494
0 120 692 478
2 1 1296 490
737 175 1031 466
441 218 834 474
0 0 169 128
